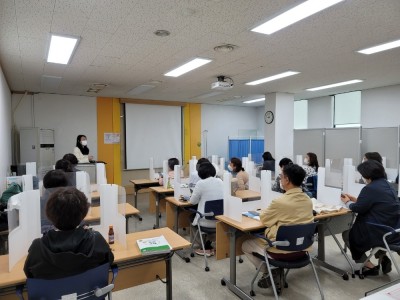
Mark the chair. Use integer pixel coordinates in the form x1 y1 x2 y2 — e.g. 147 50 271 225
305 175 318 198
189 199 223 272
357 221 400 279
17 263 118 300
249 223 324 299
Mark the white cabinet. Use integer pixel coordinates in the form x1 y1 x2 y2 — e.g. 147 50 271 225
20 128 55 168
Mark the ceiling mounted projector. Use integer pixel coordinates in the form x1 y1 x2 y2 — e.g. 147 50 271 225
211 76 234 90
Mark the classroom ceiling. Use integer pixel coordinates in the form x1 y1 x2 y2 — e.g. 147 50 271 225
0 0 400 106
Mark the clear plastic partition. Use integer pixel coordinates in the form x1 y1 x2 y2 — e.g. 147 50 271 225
325 158 344 189
118 185 126 217
40 188 56 233
37 166 54 181
75 171 91 204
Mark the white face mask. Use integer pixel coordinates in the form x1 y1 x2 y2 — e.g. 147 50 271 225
228 165 233 172
81 140 88 146
304 158 309 165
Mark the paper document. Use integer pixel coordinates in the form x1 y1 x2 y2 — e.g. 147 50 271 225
242 211 261 220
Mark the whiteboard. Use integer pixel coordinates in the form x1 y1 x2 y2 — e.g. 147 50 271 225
293 129 325 166
125 104 182 169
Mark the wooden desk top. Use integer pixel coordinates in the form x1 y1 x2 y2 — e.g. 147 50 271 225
235 190 261 200
84 203 140 222
129 179 159 185
164 196 194 207
0 227 190 288
149 186 174 193
216 208 351 232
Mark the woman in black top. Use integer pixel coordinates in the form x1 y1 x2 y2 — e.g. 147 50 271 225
261 151 275 172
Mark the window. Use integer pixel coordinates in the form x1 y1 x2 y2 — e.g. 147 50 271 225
334 91 361 127
294 100 308 129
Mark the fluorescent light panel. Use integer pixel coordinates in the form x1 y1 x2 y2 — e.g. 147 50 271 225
127 85 156 95
243 98 265 104
358 39 400 55
306 79 363 91
251 0 344 35
164 58 212 77
245 71 300 86
47 34 79 64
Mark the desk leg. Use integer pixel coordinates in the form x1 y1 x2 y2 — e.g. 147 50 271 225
133 185 143 221
166 254 172 300
154 193 161 229
221 227 252 300
173 206 191 263
125 216 129 233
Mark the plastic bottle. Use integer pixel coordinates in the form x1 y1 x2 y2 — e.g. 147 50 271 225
108 225 114 244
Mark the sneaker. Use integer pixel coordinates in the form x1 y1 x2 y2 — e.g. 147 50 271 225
356 266 379 276
257 269 280 289
195 249 213 257
382 255 392 274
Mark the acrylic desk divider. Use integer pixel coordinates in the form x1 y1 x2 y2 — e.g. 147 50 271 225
317 167 342 206
211 155 218 165
21 174 33 191
189 158 197 176
163 160 168 189
261 170 280 207
149 157 155 180
249 175 261 193
219 158 225 177
248 161 256 176
296 155 303 165
173 165 181 199
94 184 126 248
96 163 107 185
224 195 242 222
76 171 92 206
8 190 41 271
26 162 37 176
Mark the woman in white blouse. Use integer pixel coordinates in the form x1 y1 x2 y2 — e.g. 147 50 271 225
73 135 93 163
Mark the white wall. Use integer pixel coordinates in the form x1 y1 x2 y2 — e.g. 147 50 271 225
201 104 260 160
12 93 97 162
0 65 12 193
308 96 333 129
361 84 400 128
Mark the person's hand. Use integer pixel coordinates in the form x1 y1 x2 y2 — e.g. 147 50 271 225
341 193 355 204
89 155 94 161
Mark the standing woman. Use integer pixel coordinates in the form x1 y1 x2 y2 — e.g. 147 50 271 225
74 135 94 163
229 157 249 191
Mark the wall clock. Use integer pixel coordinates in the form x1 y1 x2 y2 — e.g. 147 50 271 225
264 111 274 124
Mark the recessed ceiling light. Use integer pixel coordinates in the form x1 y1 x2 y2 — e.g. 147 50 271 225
164 58 212 77
214 44 237 53
47 34 80 64
154 30 170 37
243 98 265 104
251 0 344 35
357 39 400 55
306 79 363 91
245 71 300 86
127 85 156 95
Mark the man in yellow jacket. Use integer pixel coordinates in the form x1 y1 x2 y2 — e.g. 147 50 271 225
242 163 314 288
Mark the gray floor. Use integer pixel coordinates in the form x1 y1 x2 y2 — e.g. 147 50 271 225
115 192 400 300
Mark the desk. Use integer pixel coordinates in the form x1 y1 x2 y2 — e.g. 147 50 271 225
165 197 193 233
85 203 140 233
235 190 261 201
216 209 352 299
0 227 190 300
90 190 100 199
130 179 159 221
149 186 174 229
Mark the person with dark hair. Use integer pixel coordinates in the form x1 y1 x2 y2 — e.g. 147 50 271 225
55 159 74 172
363 152 383 164
261 151 275 172
229 157 249 192
189 158 210 188
74 134 94 163
341 160 400 276
24 187 114 279
188 162 223 256
63 153 80 171
242 164 313 288
272 158 293 193
302 152 319 183
159 157 182 186
43 170 69 189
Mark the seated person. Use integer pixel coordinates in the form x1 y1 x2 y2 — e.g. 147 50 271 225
189 158 209 189
261 151 275 172
24 187 114 279
242 164 314 288
272 158 293 193
302 152 319 183
63 153 80 172
159 157 182 186
188 162 224 256
341 160 400 276
229 157 249 193
55 159 76 186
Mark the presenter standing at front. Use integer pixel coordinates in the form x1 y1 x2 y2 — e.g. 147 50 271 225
74 135 94 163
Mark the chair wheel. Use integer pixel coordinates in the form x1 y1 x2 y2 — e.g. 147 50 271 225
250 290 255 296
359 274 365 279
139 217 143 221
185 257 190 263
238 258 243 263
284 282 288 288
190 253 195 257
277 288 282 295
342 273 349 280
152 225 156 229
159 214 162 218
352 273 355 278
205 267 210 272
221 279 226 286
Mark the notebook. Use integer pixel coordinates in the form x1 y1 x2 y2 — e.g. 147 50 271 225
137 235 172 255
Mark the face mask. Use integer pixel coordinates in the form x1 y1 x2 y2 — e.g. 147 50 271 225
304 158 309 165
279 181 284 190
81 140 88 146
228 165 233 172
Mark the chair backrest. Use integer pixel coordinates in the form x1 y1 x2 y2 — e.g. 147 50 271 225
275 223 317 252
204 199 224 220
27 263 111 300
306 175 318 198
